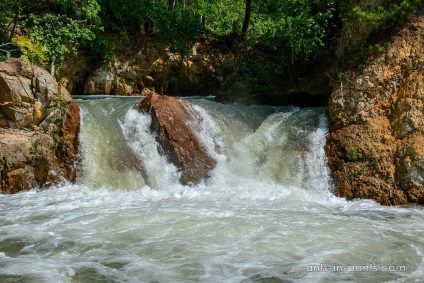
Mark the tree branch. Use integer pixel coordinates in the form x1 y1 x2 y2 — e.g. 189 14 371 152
0 42 19 53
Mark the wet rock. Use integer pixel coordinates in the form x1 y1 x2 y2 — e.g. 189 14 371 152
0 58 80 193
326 14 424 205
84 62 116 95
135 92 216 185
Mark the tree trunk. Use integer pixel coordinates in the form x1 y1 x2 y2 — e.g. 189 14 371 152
241 0 252 40
168 0 177 11
201 15 205 31
50 56 56 75
9 13 19 41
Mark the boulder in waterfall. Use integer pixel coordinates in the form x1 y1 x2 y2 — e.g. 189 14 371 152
135 92 216 185
0 58 80 193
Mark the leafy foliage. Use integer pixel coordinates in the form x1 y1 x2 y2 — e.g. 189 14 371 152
352 0 422 29
198 0 245 36
253 0 336 61
12 35 48 66
0 0 101 71
0 0 421 74
97 0 201 53
196 0 335 61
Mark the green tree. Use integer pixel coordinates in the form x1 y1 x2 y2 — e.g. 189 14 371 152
98 0 201 53
0 0 44 60
351 0 422 29
196 0 335 61
241 0 252 40
251 0 336 61
0 0 102 73
197 0 245 36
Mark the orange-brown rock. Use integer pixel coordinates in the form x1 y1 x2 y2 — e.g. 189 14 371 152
326 13 424 205
136 92 216 185
57 101 80 182
0 58 80 193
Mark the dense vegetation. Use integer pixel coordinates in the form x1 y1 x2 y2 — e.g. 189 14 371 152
0 0 421 76
0 0 102 72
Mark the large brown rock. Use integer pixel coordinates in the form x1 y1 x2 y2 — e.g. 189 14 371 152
0 58 80 193
135 92 216 185
326 13 424 205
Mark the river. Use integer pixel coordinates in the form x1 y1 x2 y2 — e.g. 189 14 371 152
0 96 423 282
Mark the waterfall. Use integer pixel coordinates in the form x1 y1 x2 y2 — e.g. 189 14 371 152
77 96 330 193
0 96 423 283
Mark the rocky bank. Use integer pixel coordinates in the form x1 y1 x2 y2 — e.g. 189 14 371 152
60 35 331 106
0 58 80 193
61 36 235 97
326 12 424 205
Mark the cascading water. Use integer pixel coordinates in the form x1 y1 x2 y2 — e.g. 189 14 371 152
0 96 423 283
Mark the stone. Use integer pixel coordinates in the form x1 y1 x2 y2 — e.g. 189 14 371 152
326 13 424 205
0 72 33 105
84 63 116 94
58 101 80 182
135 92 216 185
0 57 34 78
0 58 80 193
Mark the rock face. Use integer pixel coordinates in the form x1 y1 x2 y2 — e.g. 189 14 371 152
84 62 116 95
68 36 330 106
0 58 80 193
136 92 216 185
326 13 424 205
65 37 231 97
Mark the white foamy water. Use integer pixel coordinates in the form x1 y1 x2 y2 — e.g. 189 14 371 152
0 96 423 283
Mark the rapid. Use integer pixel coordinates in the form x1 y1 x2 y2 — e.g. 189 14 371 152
0 96 423 282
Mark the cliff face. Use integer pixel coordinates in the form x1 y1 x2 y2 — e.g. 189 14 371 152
61 36 235 97
326 12 424 205
60 35 332 106
0 58 80 193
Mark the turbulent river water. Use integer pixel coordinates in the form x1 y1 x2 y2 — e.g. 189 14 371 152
1 96 423 283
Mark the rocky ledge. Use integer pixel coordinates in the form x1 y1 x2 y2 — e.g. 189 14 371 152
326 13 424 205
0 58 80 193
136 92 216 185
